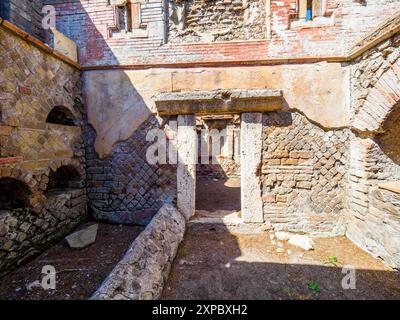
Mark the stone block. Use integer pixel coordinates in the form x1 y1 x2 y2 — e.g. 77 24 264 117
65 224 98 249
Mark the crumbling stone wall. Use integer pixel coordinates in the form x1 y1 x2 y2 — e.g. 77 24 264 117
85 116 177 225
168 0 266 43
46 0 400 66
0 176 86 277
262 112 349 236
0 0 44 41
0 26 86 276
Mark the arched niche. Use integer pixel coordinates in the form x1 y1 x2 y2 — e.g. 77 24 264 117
46 106 76 126
0 178 32 210
46 165 82 194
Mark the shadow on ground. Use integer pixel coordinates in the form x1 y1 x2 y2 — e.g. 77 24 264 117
162 226 400 300
0 223 143 300
165 176 400 300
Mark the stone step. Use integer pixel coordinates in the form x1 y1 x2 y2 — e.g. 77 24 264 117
188 210 271 234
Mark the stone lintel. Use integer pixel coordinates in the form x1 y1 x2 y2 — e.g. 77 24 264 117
155 89 283 116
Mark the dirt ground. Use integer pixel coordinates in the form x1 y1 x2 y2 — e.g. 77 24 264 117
0 223 143 300
196 177 241 212
162 178 400 300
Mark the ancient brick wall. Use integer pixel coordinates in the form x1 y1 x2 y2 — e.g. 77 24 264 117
347 30 400 268
168 0 266 43
367 187 400 268
0 0 44 41
352 34 400 127
0 26 86 276
44 0 400 66
261 112 349 236
84 116 177 225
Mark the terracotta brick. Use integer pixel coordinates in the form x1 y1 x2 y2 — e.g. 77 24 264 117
0 156 23 165
18 86 32 95
281 158 298 165
289 151 313 159
0 126 12 136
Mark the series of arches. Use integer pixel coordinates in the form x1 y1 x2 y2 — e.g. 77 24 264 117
0 104 81 210
0 164 83 211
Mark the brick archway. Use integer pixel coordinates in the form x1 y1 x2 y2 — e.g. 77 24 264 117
352 60 400 133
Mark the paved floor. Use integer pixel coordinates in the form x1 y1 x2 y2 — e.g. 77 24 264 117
162 178 400 300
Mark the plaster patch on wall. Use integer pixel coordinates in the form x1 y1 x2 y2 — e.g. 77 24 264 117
83 62 349 159
83 71 158 158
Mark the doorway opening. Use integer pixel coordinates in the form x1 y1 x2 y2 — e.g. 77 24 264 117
195 114 241 220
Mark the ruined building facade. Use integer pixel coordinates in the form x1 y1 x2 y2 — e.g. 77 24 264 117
1 0 400 277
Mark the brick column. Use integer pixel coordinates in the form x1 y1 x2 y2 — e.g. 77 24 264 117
241 113 264 223
177 115 197 220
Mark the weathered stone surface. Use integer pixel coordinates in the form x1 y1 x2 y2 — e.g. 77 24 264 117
347 31 400 268
288 235 315 251
347 185 400 269
177 115 197 220
83 62 349 160
241 113 264 223
168 0 266 43
274 231 292 241
83 71 154 159
0 187 87 277
66 224 98 249
155 89 283 116
91 204 186 300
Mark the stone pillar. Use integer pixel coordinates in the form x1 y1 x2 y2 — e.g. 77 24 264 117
177 115 197 220
233 128 240 163
240 113 264 223
222 125 234 159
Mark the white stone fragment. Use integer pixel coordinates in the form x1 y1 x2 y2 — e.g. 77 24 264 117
288 235 315 251
66 224 98 249
275 231 292 241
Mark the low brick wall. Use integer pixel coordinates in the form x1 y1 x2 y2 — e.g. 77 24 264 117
0 188 86 277
91 203 186 300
